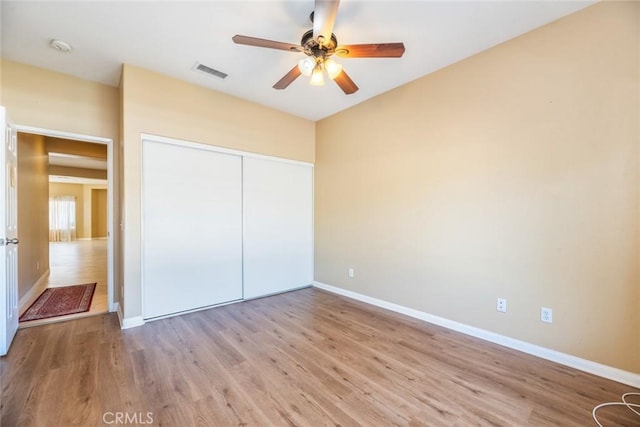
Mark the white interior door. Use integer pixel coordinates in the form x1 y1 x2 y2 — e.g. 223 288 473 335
243 157 313 299
142 140 243 319
0 107 19 356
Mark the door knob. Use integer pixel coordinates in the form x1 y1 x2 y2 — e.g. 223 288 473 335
2 238 18 245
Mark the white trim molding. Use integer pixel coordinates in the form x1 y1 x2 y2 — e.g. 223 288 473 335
18 269 50 313
117 305 144 330
313 281 640 389
140 133 314 168
14 125 110 144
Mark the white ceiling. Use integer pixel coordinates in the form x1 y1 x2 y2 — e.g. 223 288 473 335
1 1 595 121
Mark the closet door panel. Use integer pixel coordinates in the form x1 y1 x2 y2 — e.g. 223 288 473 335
142 140 243 319
243 157 313 299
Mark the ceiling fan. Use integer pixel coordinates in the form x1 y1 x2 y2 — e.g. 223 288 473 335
232 0 405 95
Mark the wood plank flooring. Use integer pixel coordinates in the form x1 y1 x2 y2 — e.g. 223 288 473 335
2 288 638 426
19 240 108 328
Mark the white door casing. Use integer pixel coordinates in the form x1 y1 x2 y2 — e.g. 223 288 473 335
13 125 115 313
0 106 19 356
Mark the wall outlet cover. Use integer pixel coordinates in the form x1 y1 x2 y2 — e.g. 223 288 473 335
497 298 507 313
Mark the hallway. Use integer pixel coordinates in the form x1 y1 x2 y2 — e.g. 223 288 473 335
20 240 108 327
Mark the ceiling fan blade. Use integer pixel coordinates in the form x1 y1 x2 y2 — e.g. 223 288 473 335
313 0 340 45
232 35 301 52
336 43 406 58
273 66 302 90
334 69 358 95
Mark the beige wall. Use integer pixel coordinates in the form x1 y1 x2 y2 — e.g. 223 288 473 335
46 137 108 159
1 59 121 304
84 184 108 239
315 1 640 373
91 189 108 238
1 59 118 139
48 165 107 180
17 133 49 300
121 64 315 319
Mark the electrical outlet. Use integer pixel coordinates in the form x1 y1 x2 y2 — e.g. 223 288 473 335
541 307 553 323
348 268 354 278
496 298 507 313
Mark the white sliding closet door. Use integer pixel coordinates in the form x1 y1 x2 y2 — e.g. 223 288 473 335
243 157 313 299
142 140 243 319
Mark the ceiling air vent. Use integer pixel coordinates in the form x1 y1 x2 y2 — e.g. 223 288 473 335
193 62 228 79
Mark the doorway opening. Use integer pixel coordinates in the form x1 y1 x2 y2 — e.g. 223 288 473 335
15 127 114 327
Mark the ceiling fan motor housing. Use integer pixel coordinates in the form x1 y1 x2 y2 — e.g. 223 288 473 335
301 29 338 60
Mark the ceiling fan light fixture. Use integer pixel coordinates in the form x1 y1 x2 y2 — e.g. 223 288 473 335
298 57 316 77
310 64 325 86
231 0 404 94
324 58 343 80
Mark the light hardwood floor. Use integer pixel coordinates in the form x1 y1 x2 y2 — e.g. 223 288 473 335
2 288 638 426
19 240 108 328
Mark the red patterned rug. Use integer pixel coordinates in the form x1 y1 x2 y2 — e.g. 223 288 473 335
19 283 96 322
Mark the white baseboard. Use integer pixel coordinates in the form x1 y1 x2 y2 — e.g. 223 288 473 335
117 306 144 329
313 281 640 389
111 301 119 314
18 269 50 313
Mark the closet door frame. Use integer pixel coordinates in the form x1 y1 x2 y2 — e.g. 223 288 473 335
140 133 314 321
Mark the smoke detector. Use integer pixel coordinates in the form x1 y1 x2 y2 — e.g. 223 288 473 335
50 39 72 53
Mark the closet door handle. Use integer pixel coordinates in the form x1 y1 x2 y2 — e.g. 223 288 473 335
2 238 19 246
